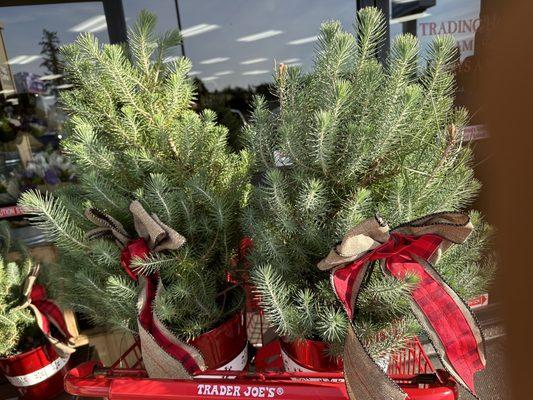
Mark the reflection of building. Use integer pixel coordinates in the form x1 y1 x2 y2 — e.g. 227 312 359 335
13 71 45 94
0 23 16 97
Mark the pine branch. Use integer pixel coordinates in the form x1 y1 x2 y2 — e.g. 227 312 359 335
251 264 299 337
317 306 348 343
19 191 88 252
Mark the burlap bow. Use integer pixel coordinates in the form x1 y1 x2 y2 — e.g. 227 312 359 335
318 212 485 400
85 200 206 378
15 264 77 358
85 200 185 252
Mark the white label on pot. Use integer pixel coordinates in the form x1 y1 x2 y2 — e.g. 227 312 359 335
280 348 343 382
195 345 248 379
4 356 69 387
375 355 390 372
281 348 389 381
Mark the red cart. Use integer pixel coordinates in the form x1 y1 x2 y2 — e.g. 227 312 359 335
64 328 457 399
64 248 459 400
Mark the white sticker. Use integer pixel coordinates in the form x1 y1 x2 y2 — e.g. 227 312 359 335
280 348 343 382
4 356 69 387
281 348 389 381
195 345 248 379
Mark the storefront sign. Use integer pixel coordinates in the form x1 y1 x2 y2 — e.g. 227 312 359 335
417 0 481 61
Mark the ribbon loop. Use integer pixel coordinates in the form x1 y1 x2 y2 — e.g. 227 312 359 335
84 201 202 378
318 215 390 270
130 201 186 252
16 264 77 358
85 208 131 247
319 212 485 399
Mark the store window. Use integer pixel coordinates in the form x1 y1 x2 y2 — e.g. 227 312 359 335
0 2 109 208
389 0 495 238
128 0 360 150
389 0 489 127
178 0 357 90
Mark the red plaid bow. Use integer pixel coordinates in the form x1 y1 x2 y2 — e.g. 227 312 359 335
334 232 483 392
120 238 204 375
320 213 486 397
17 266 77 357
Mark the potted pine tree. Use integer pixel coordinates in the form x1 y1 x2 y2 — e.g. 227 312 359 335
0 222 74 400
20 11 251 378
245 7 493 377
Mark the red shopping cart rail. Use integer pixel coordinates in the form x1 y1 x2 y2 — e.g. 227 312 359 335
64 337 458 400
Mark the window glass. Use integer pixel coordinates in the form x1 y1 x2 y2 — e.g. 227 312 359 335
123 0 180 37
0 2 107 207
155 0 359 90
124 0 359 150
417 0 480 62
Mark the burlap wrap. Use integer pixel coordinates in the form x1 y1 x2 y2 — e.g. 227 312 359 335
15 264 77 358
86 201 205 378
319 212 486 400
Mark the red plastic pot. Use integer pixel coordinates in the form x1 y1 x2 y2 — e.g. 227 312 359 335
279 337 343 373
0 343 69 400
190 312 248 374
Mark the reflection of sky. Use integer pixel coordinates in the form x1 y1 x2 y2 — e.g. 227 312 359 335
1 0 480 90
1 0 358 90
1 2 108 76
174 0 357 89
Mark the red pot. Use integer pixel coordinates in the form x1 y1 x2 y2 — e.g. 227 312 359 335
190 312 248 374
279 337 343 373
0 343 69 400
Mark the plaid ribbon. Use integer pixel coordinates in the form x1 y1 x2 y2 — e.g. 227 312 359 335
120 238 205 376
16 266 76 358
320 212 486 398
86 201 205 378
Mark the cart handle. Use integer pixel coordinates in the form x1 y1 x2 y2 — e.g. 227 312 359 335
65 362 458 400
64 361 112 398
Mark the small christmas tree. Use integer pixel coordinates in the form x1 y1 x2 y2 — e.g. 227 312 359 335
39 29 63 77
0 221 40 357
245 7 493 358
20 11 251 340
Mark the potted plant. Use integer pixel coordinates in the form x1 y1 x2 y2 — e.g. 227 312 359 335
20 11 251 378
0 222 74 400
244 7 494 377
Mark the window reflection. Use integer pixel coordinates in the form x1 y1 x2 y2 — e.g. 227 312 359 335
177 0 357 90
0 2 107 206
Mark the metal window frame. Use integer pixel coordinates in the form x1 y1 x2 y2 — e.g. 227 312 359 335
357 1 439 57
356 0 391 63
0 0 127 44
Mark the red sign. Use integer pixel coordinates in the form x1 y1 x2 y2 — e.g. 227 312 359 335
467 293 489 309
0 205 24 219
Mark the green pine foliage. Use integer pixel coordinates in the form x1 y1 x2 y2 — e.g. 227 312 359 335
0 259 35 357
20 11 251 340
245 8 494 358
0 221 38 357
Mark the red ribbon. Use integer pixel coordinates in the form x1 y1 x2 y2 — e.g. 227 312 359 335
333 232 484 393
29 284 74 342
120 238 150 281
120 238 203 375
